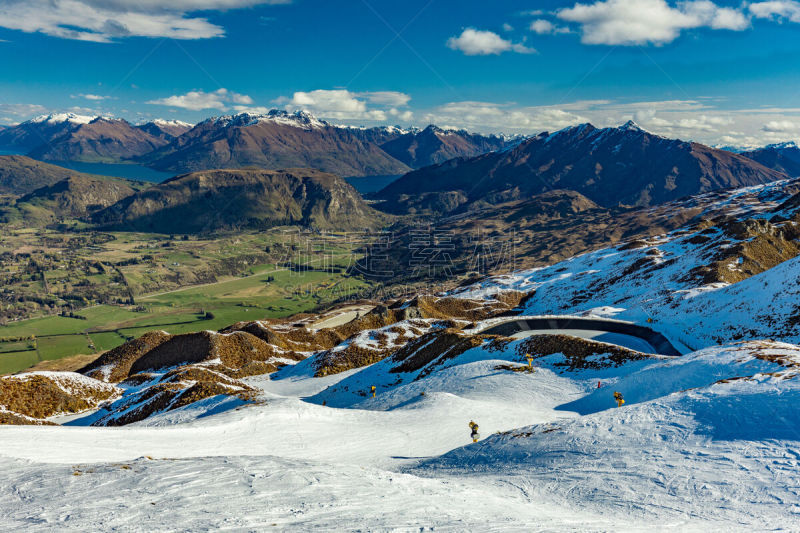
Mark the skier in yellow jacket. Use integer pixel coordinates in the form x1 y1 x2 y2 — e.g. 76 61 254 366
469 420 480 443
614 391 625 407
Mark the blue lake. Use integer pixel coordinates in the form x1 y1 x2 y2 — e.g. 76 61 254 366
0 150 175 183
43 160 175 183
344 174 401 194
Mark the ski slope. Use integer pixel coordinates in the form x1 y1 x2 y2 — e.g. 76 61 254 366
3 335 800 530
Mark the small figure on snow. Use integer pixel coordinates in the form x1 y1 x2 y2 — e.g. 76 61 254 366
597 380 602 389
614 391 625 407
469 420 480 443
525 353 536 372
370 385 376 398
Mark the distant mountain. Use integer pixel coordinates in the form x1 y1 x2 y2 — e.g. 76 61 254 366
0 155 95 195
27 117 170 162
3 174 147 225
375 121 787 215
742 141 800 177
345 125 409 146
135 119 193 142
0 113 95 152
140 111 412 177
379 125 510 168
92 168 387 233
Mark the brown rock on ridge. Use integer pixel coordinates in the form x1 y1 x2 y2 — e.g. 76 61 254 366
141 111 411 177
0 372 119 421
376 121 787 215
91 167 387 233
81 330 173 383
81 330 285 384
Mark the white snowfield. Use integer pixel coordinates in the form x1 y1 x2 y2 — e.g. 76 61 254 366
3 335 800 530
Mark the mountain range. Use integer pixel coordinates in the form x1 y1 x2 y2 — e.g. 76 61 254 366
0 114 192 163
0 111 513 177
138 111 412 177
742 141 800 177
375 121 788 215
378 125 509 168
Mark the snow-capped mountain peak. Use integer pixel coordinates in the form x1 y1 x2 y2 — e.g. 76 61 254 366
28 113 96 125
202 109 329 130
149 118 193 128
620 119 644 132
765 141 798 150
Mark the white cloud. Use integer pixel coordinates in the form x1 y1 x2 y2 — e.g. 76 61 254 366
762 120 800 133
0 0 290 42
0 103 48 120
231 105 271 114
556 0 749 45
388 108 414 121
230 93 253 105
147 88 253 110
277 89 412 122
749 0 800 22
423 101 587 132
72 93 110 101
530 19 571 34
502 23 514 31
357 91 411 107
446 28 536 55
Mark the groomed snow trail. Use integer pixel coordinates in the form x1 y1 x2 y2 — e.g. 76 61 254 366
2 339 800 530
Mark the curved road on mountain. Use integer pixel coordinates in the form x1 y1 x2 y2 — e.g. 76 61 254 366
479 316 683 356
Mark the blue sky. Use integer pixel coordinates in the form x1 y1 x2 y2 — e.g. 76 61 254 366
1 0 800 146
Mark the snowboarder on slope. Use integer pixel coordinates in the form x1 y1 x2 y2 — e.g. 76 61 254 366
469 421 480 443
614 391 625 407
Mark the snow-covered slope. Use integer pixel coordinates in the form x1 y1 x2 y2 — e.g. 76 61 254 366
418 341 800 529
3 333 800 529
450 179 800 350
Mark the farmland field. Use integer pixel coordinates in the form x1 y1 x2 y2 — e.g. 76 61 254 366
0 228 378 374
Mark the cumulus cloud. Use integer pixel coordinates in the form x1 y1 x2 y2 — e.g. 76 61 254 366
0 103 48 121
423 101 587 132
446 28 535 55
762 120 800 133
530 19 571 34
276 89 412 122
357 91 412 107
749 0 800 22
556 0 749 45
147 88 253 110
72 94 110 101
0 0 290 42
